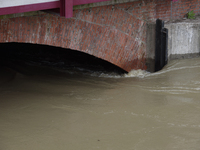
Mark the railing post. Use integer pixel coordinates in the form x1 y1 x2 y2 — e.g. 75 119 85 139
60 0 73 18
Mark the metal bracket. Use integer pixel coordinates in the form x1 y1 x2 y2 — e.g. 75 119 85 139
155 19 168 72
60 0 73 18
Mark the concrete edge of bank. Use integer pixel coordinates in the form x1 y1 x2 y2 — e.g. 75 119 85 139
146 17 200 72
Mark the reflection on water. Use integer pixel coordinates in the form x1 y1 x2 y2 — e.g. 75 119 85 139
0 45 200 150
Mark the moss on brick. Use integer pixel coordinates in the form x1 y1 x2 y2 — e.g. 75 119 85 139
0 11 44 19
73 0 138 10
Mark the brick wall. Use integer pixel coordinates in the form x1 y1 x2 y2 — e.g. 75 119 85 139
0 0 199 72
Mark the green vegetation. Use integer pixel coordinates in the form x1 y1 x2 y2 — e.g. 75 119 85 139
187 10 195 19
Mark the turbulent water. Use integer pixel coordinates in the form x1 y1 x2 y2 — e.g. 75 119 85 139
0 46 200 150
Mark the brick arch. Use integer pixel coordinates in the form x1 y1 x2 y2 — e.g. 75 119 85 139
0 2 153 72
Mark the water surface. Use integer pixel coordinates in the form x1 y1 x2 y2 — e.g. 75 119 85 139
0 48 200 150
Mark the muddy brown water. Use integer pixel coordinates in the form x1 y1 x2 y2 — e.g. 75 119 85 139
0 55 200 150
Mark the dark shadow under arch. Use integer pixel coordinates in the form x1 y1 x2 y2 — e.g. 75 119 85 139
0 42 127 74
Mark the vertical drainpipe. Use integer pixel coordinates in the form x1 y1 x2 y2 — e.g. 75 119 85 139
60 0 73 18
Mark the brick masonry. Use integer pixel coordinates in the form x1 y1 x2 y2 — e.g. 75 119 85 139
0 0 199 72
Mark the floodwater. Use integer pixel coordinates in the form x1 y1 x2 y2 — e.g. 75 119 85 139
0 45 200 150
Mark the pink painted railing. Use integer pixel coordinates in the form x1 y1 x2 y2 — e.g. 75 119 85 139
0 0 110 18
60 0 110 18
0 0 178 18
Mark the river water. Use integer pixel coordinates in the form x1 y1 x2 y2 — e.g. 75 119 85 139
0 44 200 150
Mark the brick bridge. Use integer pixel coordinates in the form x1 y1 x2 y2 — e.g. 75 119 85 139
0 0 198 72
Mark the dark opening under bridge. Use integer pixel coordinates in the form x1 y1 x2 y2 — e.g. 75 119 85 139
0 0 197 72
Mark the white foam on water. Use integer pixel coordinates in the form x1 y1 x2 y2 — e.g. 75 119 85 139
91 72 122 78
90 69 151 78
124 69 150 78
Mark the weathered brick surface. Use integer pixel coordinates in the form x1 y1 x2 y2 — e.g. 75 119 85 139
0 0 199 72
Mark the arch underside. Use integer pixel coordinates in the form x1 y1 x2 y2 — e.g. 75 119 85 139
0 42 128 74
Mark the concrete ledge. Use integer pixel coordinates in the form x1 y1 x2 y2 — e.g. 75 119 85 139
165 19 200 58
146 17 200 71
169 53 200 60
